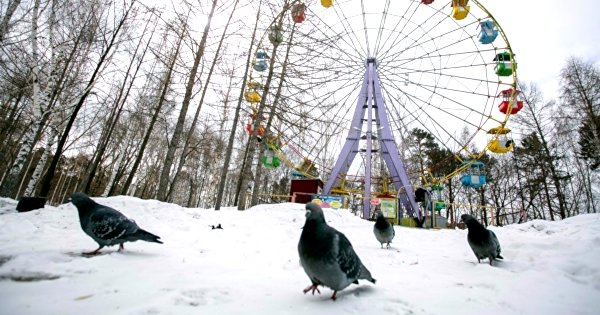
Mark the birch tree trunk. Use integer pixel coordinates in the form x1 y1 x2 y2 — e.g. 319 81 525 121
23 126 58 196
39 1 135 198
0 0 43 198
2 0 87 198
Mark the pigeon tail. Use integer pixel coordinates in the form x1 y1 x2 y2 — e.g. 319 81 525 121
134 228 163 244
359 265 376 284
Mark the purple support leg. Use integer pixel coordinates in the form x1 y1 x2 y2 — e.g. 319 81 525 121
323 69 369 193
323 58 421 220
371 60 421 219
364 62 374 219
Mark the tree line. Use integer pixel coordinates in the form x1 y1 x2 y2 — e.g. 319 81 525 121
405 58 599 226
0 0 597 224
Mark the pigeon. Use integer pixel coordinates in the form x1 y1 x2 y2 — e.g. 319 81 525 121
70 192 163 255
461 214 503 265
373 211 395 249
298 203 376 300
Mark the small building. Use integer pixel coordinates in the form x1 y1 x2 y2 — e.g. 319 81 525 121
289 179 323 204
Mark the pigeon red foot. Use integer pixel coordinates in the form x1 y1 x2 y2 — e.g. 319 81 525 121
82 246 103 256
303 284 321 295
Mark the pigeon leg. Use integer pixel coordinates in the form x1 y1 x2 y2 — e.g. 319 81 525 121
82 246 104 256
380 244 383 249
303 284 321 295
118 243 125 252
330 291 338 301
488 258 493 266
386 242 391 249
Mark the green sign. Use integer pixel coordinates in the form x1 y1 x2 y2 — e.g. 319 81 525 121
380 198 397 219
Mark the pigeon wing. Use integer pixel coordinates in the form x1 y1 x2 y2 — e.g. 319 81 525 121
490 230 503 258
89 206 138 242
335 231 361 281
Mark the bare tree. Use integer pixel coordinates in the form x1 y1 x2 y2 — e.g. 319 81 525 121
120 20 187 195
560 57 600 168
79 10 159 194
156 0 218 201
513 83 568 219
166 0 241 201
214 0 264 210
235 2 291 210
0 0 22 41
38 0 137 199
251 23 296 206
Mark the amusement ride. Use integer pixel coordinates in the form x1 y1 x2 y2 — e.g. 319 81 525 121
242 0 521 223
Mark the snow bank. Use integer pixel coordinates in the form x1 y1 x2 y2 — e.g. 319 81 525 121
0 196 598 315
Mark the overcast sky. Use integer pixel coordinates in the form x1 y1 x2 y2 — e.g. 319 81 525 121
479 0 600 100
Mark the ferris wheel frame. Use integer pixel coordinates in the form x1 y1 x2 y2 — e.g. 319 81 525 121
248 0 519 208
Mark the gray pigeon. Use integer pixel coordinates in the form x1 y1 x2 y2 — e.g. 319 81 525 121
373 211 395 249
298 203 376 300
70 192 162 255
461 214 503 265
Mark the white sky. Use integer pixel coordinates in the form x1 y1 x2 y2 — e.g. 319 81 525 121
480 0 600 100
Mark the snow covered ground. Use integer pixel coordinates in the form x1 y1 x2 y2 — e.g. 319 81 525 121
0 196 599 315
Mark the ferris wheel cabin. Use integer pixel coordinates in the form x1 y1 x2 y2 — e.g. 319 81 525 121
460 161 487 189
253 50 269 72
451 0 470 20
493 51 516 76
478 20 499 44
487 126 514 154
320 0 333 8
498 89 524 114
291 2 306 23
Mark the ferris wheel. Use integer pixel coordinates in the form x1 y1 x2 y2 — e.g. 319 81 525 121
251 0 519 218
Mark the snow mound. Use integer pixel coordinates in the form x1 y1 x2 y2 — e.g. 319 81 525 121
0 196 598 315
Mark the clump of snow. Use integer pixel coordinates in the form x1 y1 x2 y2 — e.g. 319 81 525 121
0 196 598 314
0 197 17 215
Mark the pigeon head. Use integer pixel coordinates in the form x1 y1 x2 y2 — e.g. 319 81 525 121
304 202 325 223
461 214 480 228
70 192 96 210
375 210 384 219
